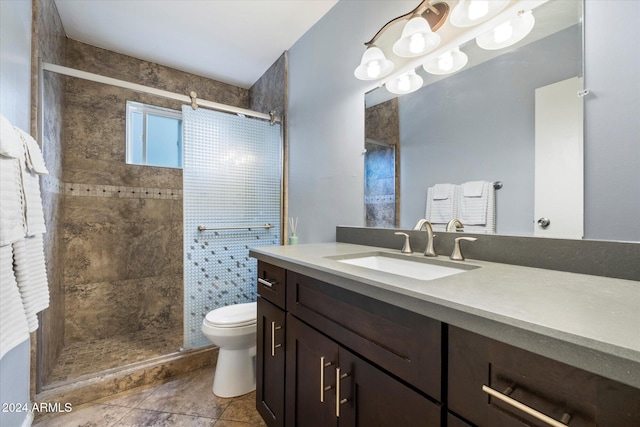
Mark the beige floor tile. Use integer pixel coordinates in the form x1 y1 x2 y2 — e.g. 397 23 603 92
33 402 131 427
112 408 215 427
218 392 265 426
94 384 160 408
214 421 266 427
135 367 231 418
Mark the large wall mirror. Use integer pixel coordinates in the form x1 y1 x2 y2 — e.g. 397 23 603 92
364 0 584 238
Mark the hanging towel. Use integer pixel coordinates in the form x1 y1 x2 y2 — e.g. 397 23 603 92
14 126 48 174
0 245 30 360
13 234 50 332
425 184 459 226
0 114 25 159
19 162 47 236
462 180 485 197
0 156 26 246
460 181 496 233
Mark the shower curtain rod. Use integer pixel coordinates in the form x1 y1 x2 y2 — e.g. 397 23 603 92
42 62 281 123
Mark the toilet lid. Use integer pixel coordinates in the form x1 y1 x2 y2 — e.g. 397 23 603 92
204 302 257 328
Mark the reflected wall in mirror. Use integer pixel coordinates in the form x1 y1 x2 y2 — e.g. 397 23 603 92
364 0 583 237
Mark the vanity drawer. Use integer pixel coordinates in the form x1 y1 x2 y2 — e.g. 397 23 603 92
286 270 442 401
257 261 286 309
448 326 640 427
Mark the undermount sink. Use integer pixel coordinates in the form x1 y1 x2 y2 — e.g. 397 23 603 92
330 252 478 281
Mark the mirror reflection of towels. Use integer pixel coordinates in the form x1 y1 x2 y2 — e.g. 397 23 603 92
427 184 458 224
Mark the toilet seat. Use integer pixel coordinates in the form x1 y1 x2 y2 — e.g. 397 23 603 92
204 302 256 328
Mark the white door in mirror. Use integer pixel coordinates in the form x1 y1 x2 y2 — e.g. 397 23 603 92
534 76 584 239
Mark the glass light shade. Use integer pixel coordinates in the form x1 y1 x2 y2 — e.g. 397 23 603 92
423 47 469 75
385 69 423 95
476 10 535 50
450 0 508 27
392 16 441 57
354 46 394 80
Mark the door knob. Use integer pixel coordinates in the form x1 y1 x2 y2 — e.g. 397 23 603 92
537 217 551 228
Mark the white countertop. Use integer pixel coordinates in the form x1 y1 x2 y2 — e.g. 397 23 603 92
250 242 640 388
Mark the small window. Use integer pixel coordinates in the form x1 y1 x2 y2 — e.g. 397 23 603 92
126 101 183 168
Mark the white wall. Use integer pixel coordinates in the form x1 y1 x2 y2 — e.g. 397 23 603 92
288 0 640 243
0 1 33 425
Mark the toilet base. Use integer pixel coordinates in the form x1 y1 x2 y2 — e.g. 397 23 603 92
212 346 257 398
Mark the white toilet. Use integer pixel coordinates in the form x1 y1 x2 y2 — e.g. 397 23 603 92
201 301 257 398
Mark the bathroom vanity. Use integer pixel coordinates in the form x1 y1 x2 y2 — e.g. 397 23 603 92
250 243 640 427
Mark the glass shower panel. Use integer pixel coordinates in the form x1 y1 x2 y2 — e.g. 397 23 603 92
182 107 282 349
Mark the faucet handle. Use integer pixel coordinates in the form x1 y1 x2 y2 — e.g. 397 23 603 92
394 232 413 254
450 237 477 261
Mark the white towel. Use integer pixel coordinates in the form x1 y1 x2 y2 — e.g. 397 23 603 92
463 180 485 197
19 162 47 236
0 114 25 159
460 181 496 234
0 245 30 360
13 235 50 332
0 156 26 246
425 184 459 225
14 126 49 174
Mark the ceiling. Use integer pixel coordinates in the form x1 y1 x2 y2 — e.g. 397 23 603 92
54 0 338 89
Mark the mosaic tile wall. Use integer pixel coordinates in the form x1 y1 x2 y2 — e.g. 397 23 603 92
183 107 282 348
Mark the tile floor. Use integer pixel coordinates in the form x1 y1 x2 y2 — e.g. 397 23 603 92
34 366 266 427
46 327 183 383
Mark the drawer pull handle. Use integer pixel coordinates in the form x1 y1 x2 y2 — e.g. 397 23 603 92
336 367 350 417
258 278 276 288
320 357 333 402
482 385 571 427
270 321 282 357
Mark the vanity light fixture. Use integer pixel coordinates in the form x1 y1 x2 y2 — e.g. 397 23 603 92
423 47 469 75
386 69 423 95
354 1 449 81
449 0 509 28
476 10 535 50
356 1 537 95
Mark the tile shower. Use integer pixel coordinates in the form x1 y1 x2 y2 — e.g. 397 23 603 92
35 0 286 395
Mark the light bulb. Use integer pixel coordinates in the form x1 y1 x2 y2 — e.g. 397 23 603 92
468 0 489 21
367 61 381 79
397 75 410 92
438 52 454 72
493 22 513 44
409 33 426 54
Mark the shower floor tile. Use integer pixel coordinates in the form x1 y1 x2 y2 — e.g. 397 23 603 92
46 326 183 384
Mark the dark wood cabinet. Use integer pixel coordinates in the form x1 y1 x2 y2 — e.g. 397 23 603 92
256 297 286 427
257 260 287 309
286 315 441 427
255 261 640 427
448 326 640 427
286 270 442 400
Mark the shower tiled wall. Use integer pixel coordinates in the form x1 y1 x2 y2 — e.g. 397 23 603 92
365 99 400 228
33 0 67 390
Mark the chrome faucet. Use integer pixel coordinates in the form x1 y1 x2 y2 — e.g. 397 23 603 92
413 219 437 257
446 219 464 232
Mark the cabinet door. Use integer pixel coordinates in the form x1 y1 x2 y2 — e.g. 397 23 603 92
286 315 339 427
449 326 640 427
257 297 286 427
338 347 442 427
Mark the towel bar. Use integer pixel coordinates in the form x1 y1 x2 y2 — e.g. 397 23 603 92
198 224 273 232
